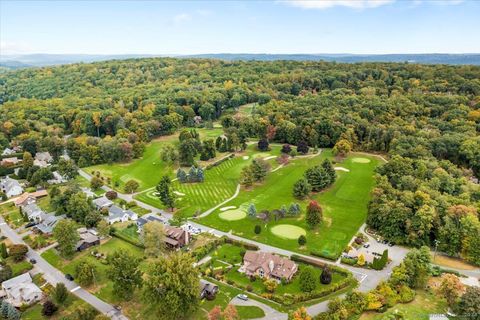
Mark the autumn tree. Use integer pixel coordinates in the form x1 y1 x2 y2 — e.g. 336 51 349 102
108 249 143 300
142 252 200 319
306 201 322 228
438 274 465 307
142 221 165 257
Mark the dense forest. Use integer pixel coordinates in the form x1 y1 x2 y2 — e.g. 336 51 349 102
1 58 480 262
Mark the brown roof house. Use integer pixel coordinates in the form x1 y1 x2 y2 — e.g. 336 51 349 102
241 251 298 282
164 225 190 249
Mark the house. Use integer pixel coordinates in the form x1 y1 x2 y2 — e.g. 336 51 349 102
136 214 164 232
81 187 96 198
14 189 48 207
93 196 114 210
76 228 101 251
47 171 67 184
137 214 189 249
164 225 190 249
35 152 53 163
105 205 138 224
345 248 375 264
199 279 218 299
22 203 45 222
0 177 23 198
1 148 15 156
241 251 298 281
1 273 43 307
34 213 62 235
0 157 21 167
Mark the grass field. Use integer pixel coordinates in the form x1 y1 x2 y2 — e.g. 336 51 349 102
135 144 283 217
198 151 380 258
0 203 24 227
86 128 224 192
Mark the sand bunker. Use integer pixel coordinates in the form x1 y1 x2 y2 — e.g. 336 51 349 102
173 191 186 196
243 156 249 160
334 167 350 172
220 206 236 212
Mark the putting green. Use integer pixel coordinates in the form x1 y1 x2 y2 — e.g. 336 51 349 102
270 224 306 240
352 157 371 164
219 209 247 221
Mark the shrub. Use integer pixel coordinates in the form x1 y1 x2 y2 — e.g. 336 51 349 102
281 144 292 154
8 244 28 262
124 180 139 193
298 235 307 246
105 190 118 200
320 266 332 284
254 225 261 234
299 266 317 292
42 300 58 317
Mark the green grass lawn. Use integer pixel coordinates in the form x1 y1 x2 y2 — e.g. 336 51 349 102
211 243 245 265
198 151 380 259
0 203 24 227
22 292 93 320
135 144 283 218
86 128 224 192
8 258 33 276
113 222 142 246
194 278 269 320
359 290 448 320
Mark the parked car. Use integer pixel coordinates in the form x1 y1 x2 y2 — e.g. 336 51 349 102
388 242 395 247
237 294 248 301
363 243 370 248
65 274 74 281
29 258 37 264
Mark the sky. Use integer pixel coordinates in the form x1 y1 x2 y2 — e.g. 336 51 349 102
1 0 479 55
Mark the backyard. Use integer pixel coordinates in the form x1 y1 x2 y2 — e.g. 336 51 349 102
198 151 380 259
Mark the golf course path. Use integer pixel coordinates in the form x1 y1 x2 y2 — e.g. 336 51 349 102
230 296 288 320
197 184 241 218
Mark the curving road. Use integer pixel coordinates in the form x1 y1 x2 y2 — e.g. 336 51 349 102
0 217 127 320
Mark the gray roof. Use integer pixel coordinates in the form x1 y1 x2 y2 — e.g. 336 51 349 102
35 152 53 162
0 177 22 193
137 215 163 228
2 273 32 289
108 205 135 220
93 196 113 208
23 203 44 219
35 214 61 234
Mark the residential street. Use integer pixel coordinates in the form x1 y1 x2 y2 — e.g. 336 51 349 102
0 217 127 320
230 296 288 320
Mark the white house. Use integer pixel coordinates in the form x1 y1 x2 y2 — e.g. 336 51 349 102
47 171 67 184
106 205 138 224
1 148 15 156
0 177 23 198
22 203 45 222
1 273 43 307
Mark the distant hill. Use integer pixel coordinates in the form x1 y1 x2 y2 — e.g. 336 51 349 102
1 53 479 69
185 53 480 65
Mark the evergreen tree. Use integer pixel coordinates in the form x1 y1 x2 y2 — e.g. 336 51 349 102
1 300 10 319
247 203 257 217
254 225 261 234
215 136 223 150
293 178 311 199
53 283 69 304
188 166 198 182
176 168 187 183
196 167 205 182
288 203 301 216
156 175 176 211
240 167 254 187
304 166 329 192
306 201 322 228
321 159 337 185
298 235 307 246
250 159 269 182
0 242 8 259
7 303 20 320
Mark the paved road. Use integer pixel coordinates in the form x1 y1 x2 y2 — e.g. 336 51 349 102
0 217 127 320
230 296 288 320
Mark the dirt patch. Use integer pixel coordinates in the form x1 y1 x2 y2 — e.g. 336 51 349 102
433 254 477 270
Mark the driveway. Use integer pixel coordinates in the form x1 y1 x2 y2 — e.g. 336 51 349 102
230 296 287 320
0 217 127 319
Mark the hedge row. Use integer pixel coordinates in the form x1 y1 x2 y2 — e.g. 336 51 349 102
224 237 259 251
290 254 351 277
191 236 226 260
310 250 338 261
268 276 355 305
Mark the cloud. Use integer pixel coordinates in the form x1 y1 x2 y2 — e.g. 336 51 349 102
173 13 191 24
283 0 394 9
196 9 213 16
